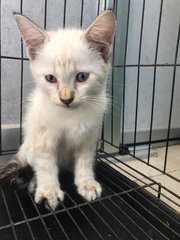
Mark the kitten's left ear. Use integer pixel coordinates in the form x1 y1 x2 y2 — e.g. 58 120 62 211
84 10 116 62
14 13 48 60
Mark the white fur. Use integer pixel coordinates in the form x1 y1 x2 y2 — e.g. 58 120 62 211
15 11 116 210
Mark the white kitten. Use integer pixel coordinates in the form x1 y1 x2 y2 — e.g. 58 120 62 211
0 11 116 210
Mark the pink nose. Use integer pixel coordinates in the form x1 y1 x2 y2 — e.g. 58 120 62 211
59 88 75 106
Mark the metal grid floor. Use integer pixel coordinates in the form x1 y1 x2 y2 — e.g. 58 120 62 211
0 156 179 240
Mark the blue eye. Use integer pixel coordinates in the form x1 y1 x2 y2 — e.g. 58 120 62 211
76 72 89 82
45 75 57 83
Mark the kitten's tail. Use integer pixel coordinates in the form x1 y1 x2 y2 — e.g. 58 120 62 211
0 154 31 186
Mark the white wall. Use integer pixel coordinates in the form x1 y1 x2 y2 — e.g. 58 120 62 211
123 0 180 133
105 0 180 145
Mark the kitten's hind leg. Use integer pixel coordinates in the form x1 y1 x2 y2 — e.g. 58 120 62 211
0 143 29 186
0 156 31 187
0 156 19 182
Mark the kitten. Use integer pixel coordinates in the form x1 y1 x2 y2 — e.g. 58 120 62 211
0 10 116 210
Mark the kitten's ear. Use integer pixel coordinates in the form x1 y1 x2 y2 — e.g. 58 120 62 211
14 13 48 60
84 10 116 62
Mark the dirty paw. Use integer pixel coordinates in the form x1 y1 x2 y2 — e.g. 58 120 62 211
77 179 102 201
35 185 64 210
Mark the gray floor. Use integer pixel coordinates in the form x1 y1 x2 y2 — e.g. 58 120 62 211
109 145 180 213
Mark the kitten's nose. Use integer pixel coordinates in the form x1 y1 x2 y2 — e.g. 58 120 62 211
60 97 74 106
59 88 75 106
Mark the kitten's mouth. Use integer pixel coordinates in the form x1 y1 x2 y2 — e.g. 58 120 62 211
54 101 79 109
61 103 80 109
60 103 75 109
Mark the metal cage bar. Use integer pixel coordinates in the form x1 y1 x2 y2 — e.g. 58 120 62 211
19 0 24 144
147 0 163 164
164 23 180 173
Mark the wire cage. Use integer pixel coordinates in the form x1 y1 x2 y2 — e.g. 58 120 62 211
0 0 180 240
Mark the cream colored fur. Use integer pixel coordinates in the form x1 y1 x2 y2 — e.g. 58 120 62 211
13 11 116 210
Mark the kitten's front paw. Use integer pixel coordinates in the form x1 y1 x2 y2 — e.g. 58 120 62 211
76 179 102 201
35 185 64 210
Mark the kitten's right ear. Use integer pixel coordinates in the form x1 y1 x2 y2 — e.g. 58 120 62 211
14 13 48 60
84 10 116 63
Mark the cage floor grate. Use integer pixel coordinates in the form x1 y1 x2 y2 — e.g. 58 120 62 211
0 158 179 240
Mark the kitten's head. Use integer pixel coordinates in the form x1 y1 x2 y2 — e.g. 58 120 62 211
14 11 116 110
